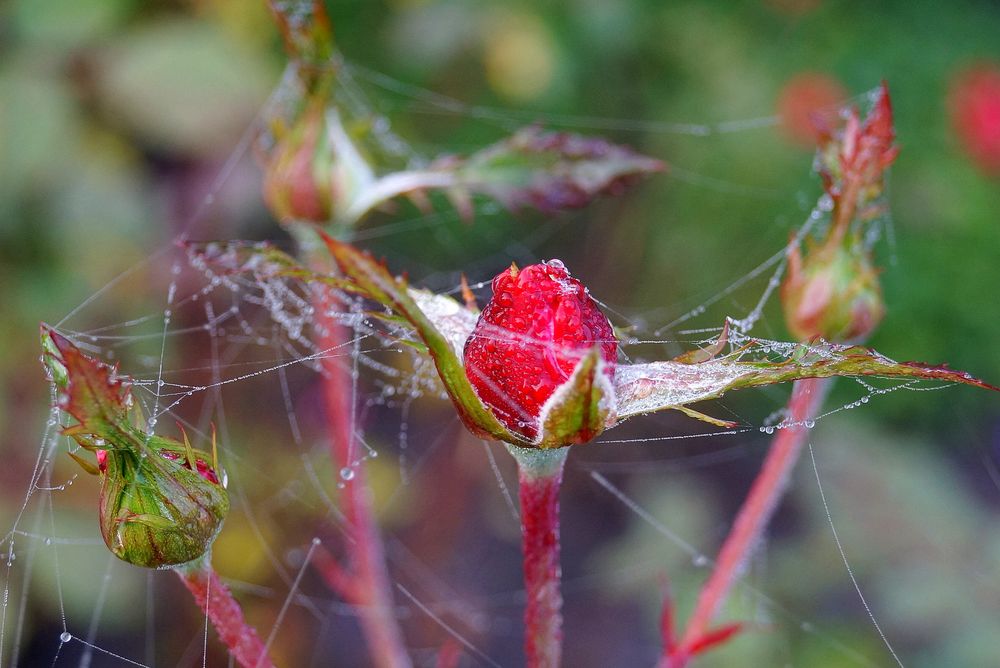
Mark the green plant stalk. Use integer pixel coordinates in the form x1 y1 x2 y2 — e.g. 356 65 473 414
296 226 411 668
507 445 569 668
668 377 831 666
175 559 274 668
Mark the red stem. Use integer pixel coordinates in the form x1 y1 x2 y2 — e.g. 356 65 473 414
307 241 412 668
668 377 831 667
509 446 568 668
175 562 273 668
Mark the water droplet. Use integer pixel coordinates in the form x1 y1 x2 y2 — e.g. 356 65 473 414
60 632 72 643
764 426 775 435
339 467 355 481
44 538 52 546
860 395 869 404
804 419 816 429
693 554 709 567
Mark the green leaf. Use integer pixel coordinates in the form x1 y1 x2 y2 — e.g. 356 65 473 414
443 125 666 215
614 339 998 424
40 323 133 443
536 347 615 448
316 231 527 445
312 124 665 224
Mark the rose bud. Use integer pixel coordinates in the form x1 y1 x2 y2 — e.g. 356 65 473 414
781 241 884 343
262 102 373 225
97 431 229 569
40 324 229 569
463 260 618 444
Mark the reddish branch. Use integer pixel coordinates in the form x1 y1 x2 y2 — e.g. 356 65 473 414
311 265 411 668
511 447 568 668
665 378 830 667
175 563 274 668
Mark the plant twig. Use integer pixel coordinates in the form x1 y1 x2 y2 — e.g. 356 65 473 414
508 445 569 668
667 377 831 667
175 560 274 668
299 228 412 668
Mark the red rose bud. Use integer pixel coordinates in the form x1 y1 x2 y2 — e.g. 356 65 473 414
949 63 1000 175
781 241 884 343
463 260 618 444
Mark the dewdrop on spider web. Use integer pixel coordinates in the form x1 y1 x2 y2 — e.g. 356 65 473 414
189 231 998 456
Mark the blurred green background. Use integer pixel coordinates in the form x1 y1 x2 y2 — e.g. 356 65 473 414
2 0 1000 666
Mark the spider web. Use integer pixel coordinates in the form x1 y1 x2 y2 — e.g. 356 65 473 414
1 53 981 668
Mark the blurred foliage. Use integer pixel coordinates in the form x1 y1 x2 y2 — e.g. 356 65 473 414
2 0 999 666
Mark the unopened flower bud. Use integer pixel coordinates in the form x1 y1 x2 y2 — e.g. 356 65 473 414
781 241 884 343
262 98 375 226
463 260 618 443
263 103 335 224
99 432 229 569
39 324 229 569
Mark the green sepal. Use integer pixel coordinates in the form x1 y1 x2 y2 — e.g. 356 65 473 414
536 347 614 449
99 439 229 569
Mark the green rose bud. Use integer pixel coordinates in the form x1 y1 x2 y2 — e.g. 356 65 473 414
781 240 884 343
40 324 229 569
98 432 229 569
262 98 374 225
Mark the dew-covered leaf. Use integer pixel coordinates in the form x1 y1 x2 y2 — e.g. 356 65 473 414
184 240 479 351
614 339 998 424
434 125 666 215
317 231 524 444
408 288 479 358
672 321 730 364
41 323 132 440
184 240 304 278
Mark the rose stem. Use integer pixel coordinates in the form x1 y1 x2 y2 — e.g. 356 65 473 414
175 560 274 668
668 377 830 667
507 445 569 668
298 227 411 668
